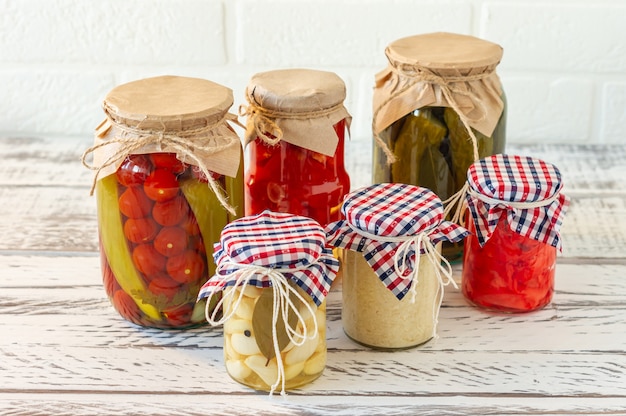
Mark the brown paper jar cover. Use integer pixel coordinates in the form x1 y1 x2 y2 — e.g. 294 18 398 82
94 75 242 180
373 32 505 138
243 68 352 156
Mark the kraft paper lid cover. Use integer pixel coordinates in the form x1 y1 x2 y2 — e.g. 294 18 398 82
94 75 241 179
374 32 505 137
243 68 352 156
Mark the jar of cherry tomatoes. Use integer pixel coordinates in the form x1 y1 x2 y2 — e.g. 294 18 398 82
462 154 570 312
82 75 244 328
199 211 339 395
326 183 468 349
241 69 351 227
372 32 507 261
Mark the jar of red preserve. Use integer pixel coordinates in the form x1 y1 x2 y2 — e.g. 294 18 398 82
461 154 569 312
82 75 244 328
241 69 351 226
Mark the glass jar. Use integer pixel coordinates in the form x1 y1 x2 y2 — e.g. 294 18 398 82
372 32 507 261
242 69 351 227
199 211 339 395
341 250 439 349
326 183 468 349
461 154 569 313
222 284 327 392
84 75 244 328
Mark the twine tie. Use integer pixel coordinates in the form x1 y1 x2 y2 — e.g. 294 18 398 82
204 261 322 397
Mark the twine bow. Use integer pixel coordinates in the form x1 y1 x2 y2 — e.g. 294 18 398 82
204 262 319 397
81 114 239 216
240 98 347 147
442 181 564 229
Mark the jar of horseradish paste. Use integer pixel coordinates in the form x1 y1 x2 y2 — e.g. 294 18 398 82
326 183 468 349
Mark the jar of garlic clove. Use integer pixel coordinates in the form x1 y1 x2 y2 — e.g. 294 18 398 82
197 211 339 395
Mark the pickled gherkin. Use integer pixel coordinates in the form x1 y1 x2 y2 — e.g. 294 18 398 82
372 104 506 261
391 109 455 200
444 108 494 191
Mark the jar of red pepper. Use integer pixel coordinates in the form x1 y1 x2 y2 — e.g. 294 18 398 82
241 69 351 226
461 154 569 312
82 75 244 328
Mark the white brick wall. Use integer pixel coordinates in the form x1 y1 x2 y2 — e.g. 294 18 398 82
1 0 625 144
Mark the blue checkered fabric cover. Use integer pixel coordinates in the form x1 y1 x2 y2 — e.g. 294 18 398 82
466 154 569 250
197 211 339 306
325 183 468 300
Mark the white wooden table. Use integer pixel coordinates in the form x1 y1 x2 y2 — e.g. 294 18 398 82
1 137 625 415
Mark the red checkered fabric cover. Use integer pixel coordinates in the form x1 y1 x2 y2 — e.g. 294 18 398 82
325 183 468 300
198 211 339 306
465 154 569 250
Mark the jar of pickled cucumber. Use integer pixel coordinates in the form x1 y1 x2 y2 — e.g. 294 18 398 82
241 69 351 227
199 211 339 395
461 155 569 312
82 75 244 328
326 183 468 349
372 32 507 261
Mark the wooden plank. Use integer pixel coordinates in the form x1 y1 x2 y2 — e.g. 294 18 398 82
1 393 624 416
2 137 625 193
1 344 624 397
2 293 625 352
344 141 626 194
0 136 94 187
2 140 624 256
0 184 624 257
3 254 626 300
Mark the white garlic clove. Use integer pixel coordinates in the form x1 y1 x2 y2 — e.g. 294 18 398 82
236 285 263 299
285 332 319 366
231 332 262 356
303 350 326 375
226 358 252 380
284 360 305 381
224 317 251 335
233 298 254 321
245 355 278 387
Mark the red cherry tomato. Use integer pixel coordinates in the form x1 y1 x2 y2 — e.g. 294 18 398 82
179 215 201 236
118 186 153 219
164 304 194 326
190 236 207 257
166 250 206 284
124 217 159 244
148 274 182 301
116 154 153 187
132 244 167 276
152 195 190 226
151 153 187 174
154 226 189 257
144 168 180 202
